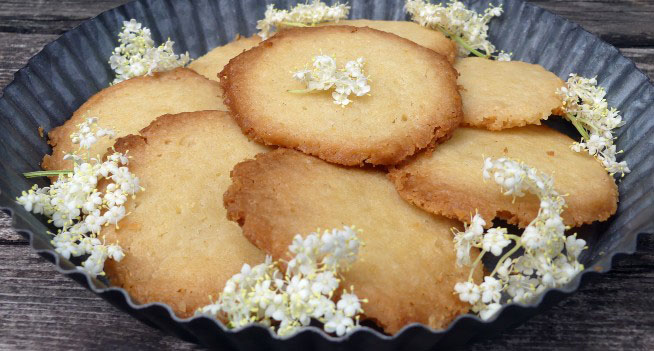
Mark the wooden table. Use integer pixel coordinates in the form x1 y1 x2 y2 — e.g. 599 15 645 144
0 1 653 349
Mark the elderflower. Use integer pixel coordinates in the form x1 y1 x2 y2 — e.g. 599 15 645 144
453 213 485 266
256 0 350 39
557 74 630 176
453 157 586 320
292 55 370 106
109 19 190 84
405 0 508 60
17 118 142 277
197 226 366 337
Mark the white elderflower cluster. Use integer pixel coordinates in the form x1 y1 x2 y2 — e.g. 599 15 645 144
256 0 350 39
17 117 141 277
557 74 630 176
109 19 190 84
405 0 509 60
453 157 586 320
197 226 366 337
292 55 370 107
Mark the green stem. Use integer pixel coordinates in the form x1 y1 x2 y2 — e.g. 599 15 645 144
279 21 310 28
24 170 72 178
490 241 522 277
468 249 487 282
438 27 489 58
565 112 589 140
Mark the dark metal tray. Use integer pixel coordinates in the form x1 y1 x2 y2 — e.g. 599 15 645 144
0 0 652 349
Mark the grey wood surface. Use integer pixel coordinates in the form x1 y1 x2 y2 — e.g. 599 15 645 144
0 0 653 350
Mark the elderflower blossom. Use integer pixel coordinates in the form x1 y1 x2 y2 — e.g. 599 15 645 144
557 74 630 176
405 0 508 60
292 55 370 107
197 226 366 337
17 118 141 277
256 0 350 39
109 19 190 84
453 157 586 320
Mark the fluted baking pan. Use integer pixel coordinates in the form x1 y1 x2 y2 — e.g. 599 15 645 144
0 0 653 349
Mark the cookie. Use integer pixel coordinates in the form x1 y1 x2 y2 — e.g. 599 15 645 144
389 125 618 228
189 21 456 84
224 148 481 333
188 35 262 82
42 68 226 171
319 20 456 63
455 57 565 130
220 26 462 166
102 111 269 317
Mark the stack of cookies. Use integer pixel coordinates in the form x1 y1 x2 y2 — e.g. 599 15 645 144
43 21 617 334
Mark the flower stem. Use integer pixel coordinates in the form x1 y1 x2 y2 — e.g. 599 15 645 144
468 249 487 282
490 240 522 278
24 170 73 178
280 21 310 28
438 27 489 58
565 112 589 140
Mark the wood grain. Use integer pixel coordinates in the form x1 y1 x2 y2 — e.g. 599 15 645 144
0 0 129 34
0 0 653 350
0 0 653 46
0 246 196 350
530 0 654 46
621 47 654 80
0 32 58 92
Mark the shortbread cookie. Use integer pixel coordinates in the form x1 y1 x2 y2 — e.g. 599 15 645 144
319 20 456 63
189 21 455 84
103 111 269 317
389 126 618 227
224 149 481 333
456 58 565 130
43 68 226 171
220 26 462 166
189 35 262 82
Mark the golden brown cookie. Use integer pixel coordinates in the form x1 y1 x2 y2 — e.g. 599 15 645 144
224 149 481 334
188 21 455 84
319 20 456 63
455 58 565 130
188 35 262 82
103 111 269 318
220 26 462 166
389 126 618 228
43 68 226 171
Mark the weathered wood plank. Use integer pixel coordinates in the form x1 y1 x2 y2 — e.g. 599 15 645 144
0 212 25 244
621 47 654 80
0 245 196 350
0 0 653 47
0 0 129 34
530 0 654 47
0 237 651 349
0 32 59 94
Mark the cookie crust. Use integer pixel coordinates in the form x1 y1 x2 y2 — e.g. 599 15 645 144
455 58 565 130
43 68 226 171
102 111 269 317
224 148 481 333
189 34 262 82
220 26 462 166
319 20 456 63
389 126 618 227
